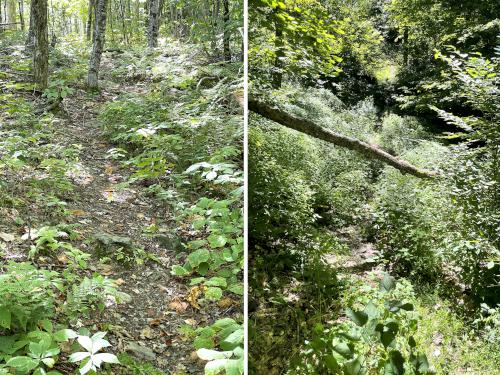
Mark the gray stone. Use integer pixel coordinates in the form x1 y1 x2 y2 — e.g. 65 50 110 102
125 341 157 361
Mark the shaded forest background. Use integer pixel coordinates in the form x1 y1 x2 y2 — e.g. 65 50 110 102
249 0 499 373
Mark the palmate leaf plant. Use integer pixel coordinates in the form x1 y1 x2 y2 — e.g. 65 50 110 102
195 319 244 375
69 332 120 375
292 274 435 374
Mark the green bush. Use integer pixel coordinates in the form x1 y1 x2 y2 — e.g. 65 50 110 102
370 142 449 283
0 262 59 332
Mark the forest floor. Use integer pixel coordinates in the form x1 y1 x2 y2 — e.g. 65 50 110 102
55 64 207 373
1 38 242 374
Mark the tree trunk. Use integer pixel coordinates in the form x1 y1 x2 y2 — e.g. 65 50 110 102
17 0 23 30
86 0 95 41
7 0 16 29
147 0 161 48
248 98 437 179
87 0 108 89
32 0 48 90
26 1 35 48
222 0 230 60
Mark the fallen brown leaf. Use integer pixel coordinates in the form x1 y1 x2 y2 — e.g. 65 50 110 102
169 297 189 314
218 297 236 309
186 285 206 310
140 326 154 339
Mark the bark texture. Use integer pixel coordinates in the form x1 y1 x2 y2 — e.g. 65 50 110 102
249 98 437 179
33 0 48 90
222 0 230 60
147 0 162 48
25 0 35 49
86 0 95 41
87 0 108 89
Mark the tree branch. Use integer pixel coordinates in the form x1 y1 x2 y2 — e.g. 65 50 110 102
249 98 437 179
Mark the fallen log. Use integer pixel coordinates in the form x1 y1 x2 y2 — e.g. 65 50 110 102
249 97 437 179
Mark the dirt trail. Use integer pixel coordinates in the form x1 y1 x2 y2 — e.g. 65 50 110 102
324 226 383 278
50 57 206 374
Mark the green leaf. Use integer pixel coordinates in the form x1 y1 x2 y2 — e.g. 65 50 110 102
54 328 78 342
188 249 210 267
333 342 353 359
343 356 365 375
228 282 244 295
223 328 244 345
225 358 244 375
6 356 39 371
380 274 396 292
205 287 223 301
206 277 227 288
205 359 227 375
412 353 432 374
346 308 368 327
325 355 340 370
171 265 190 276
0 307 11 329
208 235 227 248
385 350 405 375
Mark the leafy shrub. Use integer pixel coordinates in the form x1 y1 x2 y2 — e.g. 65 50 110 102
0 262 59 332
195 319 244 375
370 142 449 283
65 275 131 319
379 114 428 155
292 275 434 374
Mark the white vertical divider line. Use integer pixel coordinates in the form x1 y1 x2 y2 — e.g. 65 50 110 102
243 0 249 373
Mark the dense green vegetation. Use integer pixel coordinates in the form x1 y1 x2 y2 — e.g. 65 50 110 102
249 0 499 373
1 1 242 374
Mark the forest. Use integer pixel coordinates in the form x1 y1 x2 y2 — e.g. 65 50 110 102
0 0 243 374
249 0 499 374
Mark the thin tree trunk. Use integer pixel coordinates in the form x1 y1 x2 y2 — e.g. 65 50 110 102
248 98 437 179
87 0 108 89
86 0 95 41
17 0 23 30
147 0 161 48
222 0 230 60
118 0 127 44
33 0 48 90
25 0 34 49
7 0 16 29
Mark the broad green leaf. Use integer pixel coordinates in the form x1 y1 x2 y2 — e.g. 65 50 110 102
6 356 39 371
205 287 223 301
188 249 210 267
205 359 227 375
225 358 244 375
333 343 353 359
385 350 405 375
343 356 365 375
346 308 368 327
54 329 78 342
208 235 227 248
206 277 227 288
0 307 11 329
380 274 396 292
171 265 190 276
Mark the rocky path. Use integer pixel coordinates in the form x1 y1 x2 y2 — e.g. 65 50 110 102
51 58 207 374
